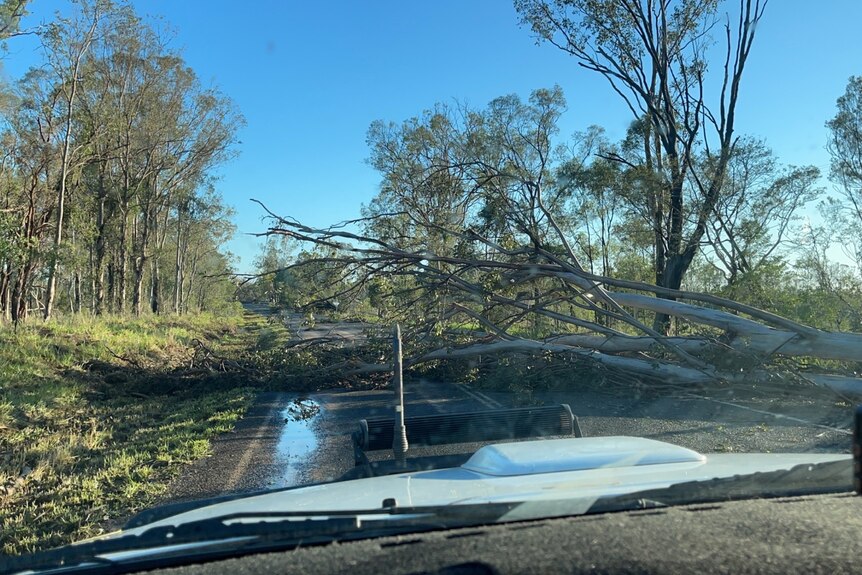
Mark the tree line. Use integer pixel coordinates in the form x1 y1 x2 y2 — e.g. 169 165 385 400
0 0 243 322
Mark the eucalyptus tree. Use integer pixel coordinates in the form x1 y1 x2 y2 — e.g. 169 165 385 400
2 65 66 321
72 2 144 314
130 60 241 315
825 76 862 276
362 88 570 331
702 138 820 291
364 102 482 328
364 87 569 255
0 0 29 44
555 126 623 277
364 103 474 257
0 0 29 319
515 0 768 331
472 87 568 249
253 235 296 306
41 0 103 320
170 185 235 314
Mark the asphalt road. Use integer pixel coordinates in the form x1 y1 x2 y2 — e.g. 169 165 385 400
163 392 297 504
160 308 856 506
165 377 853 497
299 377 854 485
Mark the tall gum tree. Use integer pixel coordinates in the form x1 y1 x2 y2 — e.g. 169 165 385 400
515 0 767 332
41 0 103 320
826 76 862 276
128 57 240 316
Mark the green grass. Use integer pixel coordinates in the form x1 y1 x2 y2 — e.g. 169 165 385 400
0 311 268 556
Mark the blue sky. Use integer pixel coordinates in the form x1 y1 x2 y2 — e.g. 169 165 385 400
4 1 861 273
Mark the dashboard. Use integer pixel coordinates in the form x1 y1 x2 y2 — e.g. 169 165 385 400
113 492 860 574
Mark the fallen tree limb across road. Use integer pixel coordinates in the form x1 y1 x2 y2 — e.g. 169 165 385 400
253 201 862 397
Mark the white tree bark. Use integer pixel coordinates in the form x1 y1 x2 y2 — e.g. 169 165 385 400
607 292 862 362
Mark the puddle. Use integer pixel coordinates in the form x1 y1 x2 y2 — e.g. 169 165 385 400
272 398 321 488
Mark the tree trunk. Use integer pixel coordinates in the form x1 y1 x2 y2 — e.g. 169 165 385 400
133 214 152 316
118 212 128 313
73 270 81 314
184 253 199 313
107 261 115 313
173 205 184 314
44 14 98 320
133 257 145 316
197 282 206 311
150 259 160 314
94 256 105 314
150 191 173 316
93 177 108 315
0 264 9 321
11 265 29 323
43 177 66 321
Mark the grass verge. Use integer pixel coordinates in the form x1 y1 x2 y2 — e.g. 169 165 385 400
0 310 278 556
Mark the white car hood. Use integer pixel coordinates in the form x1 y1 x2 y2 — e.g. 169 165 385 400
128 436 849 532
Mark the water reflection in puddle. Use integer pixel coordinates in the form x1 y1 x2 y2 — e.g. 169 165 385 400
273 398 320 488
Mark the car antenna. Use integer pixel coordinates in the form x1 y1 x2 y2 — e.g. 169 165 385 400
392 324 408 464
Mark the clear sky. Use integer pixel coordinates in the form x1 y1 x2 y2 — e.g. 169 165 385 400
4 0 861 273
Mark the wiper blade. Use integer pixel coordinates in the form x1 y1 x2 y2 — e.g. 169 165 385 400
588 459 852 514
2 504 519 575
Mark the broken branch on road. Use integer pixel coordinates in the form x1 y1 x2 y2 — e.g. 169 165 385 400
251 201 862 397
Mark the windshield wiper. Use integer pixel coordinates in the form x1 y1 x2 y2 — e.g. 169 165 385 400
587 459 852 514
1 503 519 575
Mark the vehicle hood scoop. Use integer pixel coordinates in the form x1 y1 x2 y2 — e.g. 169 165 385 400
462 436 706 477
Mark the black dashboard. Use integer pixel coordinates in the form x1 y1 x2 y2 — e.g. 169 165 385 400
121 492 861 574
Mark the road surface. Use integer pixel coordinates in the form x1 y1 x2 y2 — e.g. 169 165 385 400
165 376 853 501
161 308 855 505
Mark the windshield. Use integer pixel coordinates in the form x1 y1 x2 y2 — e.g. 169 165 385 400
1 0 861 567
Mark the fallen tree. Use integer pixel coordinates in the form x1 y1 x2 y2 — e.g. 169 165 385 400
253 203 862 397
247 1 862 397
